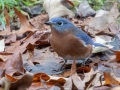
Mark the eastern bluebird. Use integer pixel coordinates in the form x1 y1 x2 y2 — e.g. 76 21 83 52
45 17 109 68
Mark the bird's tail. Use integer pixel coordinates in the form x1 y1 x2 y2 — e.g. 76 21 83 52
92 43 113 53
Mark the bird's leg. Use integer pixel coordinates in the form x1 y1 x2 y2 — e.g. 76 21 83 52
57 59 67 71
83 57 89 66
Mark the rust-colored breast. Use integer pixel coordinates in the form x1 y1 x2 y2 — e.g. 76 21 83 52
50 27 92 60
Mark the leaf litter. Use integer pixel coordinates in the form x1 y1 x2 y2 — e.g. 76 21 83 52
1 0 120 90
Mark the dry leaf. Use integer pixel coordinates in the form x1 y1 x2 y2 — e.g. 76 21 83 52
9 72 33 90
5 53 24 75
5 33 17 44
0 39 5 52
0 77 11 90
43 0 74 19
111 50 120 62
104 72 120 85
84 3 120 31
14 8 36 37
0 62 5 77
26 43 35 59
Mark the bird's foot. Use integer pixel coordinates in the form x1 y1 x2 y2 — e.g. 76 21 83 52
53 59 67 72
82 57 90 66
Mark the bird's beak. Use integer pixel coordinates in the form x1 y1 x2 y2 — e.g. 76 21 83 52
44 21 52 25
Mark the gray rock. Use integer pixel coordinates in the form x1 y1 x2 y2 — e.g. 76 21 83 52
95 10 109 17
21 4 42 18
76 1 96 17
101 1 113 11
118 0 120 3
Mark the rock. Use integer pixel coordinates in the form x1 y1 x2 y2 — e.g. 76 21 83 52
0 24 4 31
95 10 109 17
76 0 96 17
101 1 113 11
21 4 42 18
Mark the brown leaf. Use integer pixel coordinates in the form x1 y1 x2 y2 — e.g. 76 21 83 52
14 8 36 37
6 32 38 54
33 73 50 82
29 14 49 30
28 82 42 90
0 52 13 55
0 77 11 90
104 72 120 85
84 3 120 31
111 50 120 62
35 30 51 46
10 72 33 90
5 53 24 75
77 66 91 73
0 62 5 77
5 33 17 44
6 74 18 82
26 43 35 59
6 40 21 53
48 78 66 86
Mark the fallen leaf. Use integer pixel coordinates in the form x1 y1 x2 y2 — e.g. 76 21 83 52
33 73 50 82
93 86 111 90
0 77 11 90
77 66 91 73
5 33 17 44
104 72 120 85
26 43 35 59
5 53 25 75
9 72 33 90
84 3 120 31
29 14 49 30
48 78 66 86
14 8 36 37
50 83 64 90
0 39 5 52
111 50 120 62
43 0 75 19
0 62 5 77
64 59 85 90
112 86 120 90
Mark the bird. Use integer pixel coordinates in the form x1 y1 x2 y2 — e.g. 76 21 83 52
45 17 111 69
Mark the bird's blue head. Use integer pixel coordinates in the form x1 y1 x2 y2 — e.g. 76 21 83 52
45 17 76 32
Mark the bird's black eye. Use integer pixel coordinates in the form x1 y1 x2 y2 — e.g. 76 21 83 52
57 21 63 25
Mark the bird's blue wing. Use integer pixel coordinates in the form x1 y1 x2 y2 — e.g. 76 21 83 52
75 27 105 47
75 27 94 45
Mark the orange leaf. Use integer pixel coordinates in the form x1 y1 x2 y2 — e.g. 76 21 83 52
104 72 120 85
77 66 91 73
64 0 74 7
111 50 120 62
14 8 36 37
6 74 18 82
33 73 50 82
48 78 66 86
